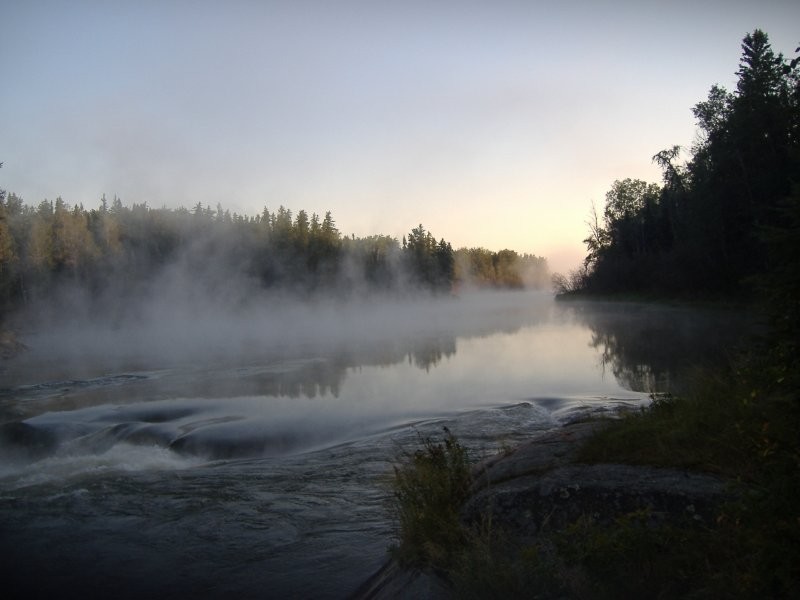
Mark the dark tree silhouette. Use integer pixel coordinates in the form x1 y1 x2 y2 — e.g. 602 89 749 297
573 30 800 298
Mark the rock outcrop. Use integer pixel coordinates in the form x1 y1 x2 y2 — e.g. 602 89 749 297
353 420 731 599
464 421 728 537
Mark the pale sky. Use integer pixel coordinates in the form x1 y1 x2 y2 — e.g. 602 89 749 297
2 1 798 272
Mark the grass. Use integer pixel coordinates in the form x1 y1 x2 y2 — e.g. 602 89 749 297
390 432 567 597
390 427 472 572
390 349 800 597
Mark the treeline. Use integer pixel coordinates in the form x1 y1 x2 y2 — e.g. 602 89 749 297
556 30 799 303
0 191 548 318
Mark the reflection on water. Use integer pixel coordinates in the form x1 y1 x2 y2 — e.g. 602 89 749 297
561 300 751 393
0 293 752 597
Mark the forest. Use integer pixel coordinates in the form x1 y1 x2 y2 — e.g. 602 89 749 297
0 186 548 326
555 29 799 319
541 30 800 596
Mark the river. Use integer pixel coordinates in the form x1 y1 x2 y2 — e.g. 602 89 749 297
0 292 746 598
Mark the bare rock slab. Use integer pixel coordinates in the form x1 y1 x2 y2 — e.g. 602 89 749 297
464 462 728 538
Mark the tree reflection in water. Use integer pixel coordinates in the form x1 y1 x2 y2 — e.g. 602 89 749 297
558 301 754 394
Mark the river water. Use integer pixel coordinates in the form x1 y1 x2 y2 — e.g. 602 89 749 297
0 292 745 598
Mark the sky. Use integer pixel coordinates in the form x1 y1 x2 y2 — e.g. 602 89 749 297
1 1 799 273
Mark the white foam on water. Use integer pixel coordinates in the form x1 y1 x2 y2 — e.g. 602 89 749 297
0 442 204 490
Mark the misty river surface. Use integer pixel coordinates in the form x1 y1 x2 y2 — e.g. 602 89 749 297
0 292 747 598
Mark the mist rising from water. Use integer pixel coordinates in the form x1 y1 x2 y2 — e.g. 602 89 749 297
10 257 555 383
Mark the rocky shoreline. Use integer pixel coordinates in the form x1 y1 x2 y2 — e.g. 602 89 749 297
353 420 730 599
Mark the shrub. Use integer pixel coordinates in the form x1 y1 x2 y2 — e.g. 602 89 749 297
390 427 472 571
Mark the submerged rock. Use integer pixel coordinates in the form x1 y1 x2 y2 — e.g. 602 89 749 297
0 421 59 459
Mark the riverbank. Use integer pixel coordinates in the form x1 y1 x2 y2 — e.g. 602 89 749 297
554 289 758 312
365 356 799 598
355 419 732 599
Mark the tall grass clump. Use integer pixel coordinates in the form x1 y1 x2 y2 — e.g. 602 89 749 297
390 427 472 571
390 429 565 596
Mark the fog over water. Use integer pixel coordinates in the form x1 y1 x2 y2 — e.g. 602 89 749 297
0 291 747 598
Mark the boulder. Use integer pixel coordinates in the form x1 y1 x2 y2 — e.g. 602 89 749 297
463 463 728 537
465 420 729 535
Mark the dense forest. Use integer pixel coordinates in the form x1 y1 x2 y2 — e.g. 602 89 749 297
548 31 800 596
0 185 548 326
555 29 799 315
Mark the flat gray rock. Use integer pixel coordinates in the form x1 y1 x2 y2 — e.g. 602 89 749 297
470 421 609 491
